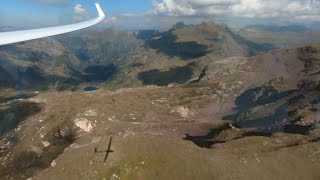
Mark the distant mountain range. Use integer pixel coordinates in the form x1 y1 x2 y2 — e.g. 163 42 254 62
245 24 310 32
0 22 319 90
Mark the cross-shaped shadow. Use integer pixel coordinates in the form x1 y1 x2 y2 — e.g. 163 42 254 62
95 137 114 163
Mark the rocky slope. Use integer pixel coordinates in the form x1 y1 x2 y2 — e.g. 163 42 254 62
1 22 320 91
0 29 138 90
0 42 319 179
0 38 83 89
111 22 320 89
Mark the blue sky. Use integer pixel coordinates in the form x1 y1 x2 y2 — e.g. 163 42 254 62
0 0 153 27
1 0 153 16
1 0 320 29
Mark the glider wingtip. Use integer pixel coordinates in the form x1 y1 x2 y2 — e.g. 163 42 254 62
95 3 105 18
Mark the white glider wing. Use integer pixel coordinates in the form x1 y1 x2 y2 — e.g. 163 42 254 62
0 3 105 46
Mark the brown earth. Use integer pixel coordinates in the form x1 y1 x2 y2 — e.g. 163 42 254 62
0 44 319 180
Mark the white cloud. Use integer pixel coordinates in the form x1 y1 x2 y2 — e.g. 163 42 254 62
73 4 89 21
152 0 320 22
74 4 86 15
